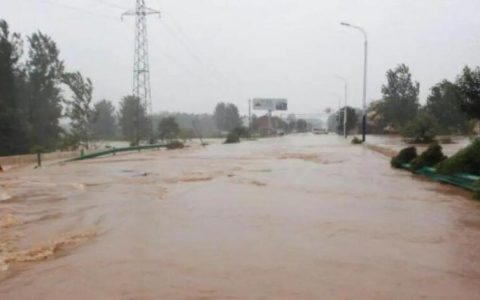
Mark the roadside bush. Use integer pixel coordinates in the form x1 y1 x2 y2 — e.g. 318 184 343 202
402 111 439 144
391 146 417 169
410 142 447 170
166 140 184 150
224 126 248 144
474 180 480 200
438 137 454 144
351 136 362 144
58 133 79 151
436 139 480 175
225 131 240 144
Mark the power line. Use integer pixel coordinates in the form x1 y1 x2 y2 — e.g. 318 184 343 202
95 0 129 10
157 16 235 98
36 0 119 20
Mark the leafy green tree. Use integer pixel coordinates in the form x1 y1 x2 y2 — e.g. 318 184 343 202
25 32 64 151
213 102 241 132
378 64 420 128
402 110 439 143
337 106 358 134
225 103 241 131
456 66 480 120
425 80 469 134
287 119 296 132
62 71 93 148
157 116 180 141
118 95 147 144
295 119 308 132
214 102 227 131
0 20 29 155
91 99 117 140
151 112 217 138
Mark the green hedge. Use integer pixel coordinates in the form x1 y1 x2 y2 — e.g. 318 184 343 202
391 146 417 168
436 139 480 175
410 142 447 170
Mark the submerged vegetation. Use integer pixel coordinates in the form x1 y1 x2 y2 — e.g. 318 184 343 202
166 140 184 150
351 136 362 144
436 139 480 175
224 127 249 144
410 142 447 170
401 111 439 144
391 140 480 199
391 146 417 168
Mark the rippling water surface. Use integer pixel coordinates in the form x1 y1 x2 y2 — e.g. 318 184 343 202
0 135 479 299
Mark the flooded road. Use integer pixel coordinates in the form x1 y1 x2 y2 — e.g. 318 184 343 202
1 135 480 299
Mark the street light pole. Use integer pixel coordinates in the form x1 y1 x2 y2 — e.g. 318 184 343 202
248 99 252 132
335 75 348 139
340 22 368 142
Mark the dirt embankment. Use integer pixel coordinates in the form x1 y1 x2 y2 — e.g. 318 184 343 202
366 144 398 158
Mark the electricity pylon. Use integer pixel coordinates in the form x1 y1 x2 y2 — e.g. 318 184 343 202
122 1 160 143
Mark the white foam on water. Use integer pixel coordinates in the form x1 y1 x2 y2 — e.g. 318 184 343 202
0 187 10 202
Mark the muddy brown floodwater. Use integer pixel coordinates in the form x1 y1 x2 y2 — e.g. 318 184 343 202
1 135 480 299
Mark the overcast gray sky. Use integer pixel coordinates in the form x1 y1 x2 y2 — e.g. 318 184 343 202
2 0 480 115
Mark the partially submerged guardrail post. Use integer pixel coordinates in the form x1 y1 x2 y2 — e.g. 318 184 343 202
36 152 42 167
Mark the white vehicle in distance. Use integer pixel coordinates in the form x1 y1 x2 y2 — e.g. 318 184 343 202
312 127 328 135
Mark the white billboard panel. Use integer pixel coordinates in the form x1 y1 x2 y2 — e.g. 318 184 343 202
253 98 288 111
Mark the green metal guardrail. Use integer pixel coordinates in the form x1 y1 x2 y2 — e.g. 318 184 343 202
66 144 168 162
401 163 480 193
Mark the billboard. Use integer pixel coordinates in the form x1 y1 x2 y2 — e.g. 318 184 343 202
252 98 288 111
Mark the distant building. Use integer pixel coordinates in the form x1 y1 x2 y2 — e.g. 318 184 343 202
253 115 287 134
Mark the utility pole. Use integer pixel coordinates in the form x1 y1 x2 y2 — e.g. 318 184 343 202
343 81 348 139
335 75 348 139
123 1 160 144
268 110 272 135
248 99 252 132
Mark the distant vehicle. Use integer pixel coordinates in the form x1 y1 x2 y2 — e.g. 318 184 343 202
312 128 328 135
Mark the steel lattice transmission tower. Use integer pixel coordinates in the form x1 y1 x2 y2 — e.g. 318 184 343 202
122 0 160 116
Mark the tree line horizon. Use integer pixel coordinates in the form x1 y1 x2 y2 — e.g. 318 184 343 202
1 20 480 155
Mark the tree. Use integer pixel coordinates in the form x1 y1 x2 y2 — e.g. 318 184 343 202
214 102 227 131
25 31 64 151
213 102 241 132
62 71 93 148
402 110 439 143
326 113 338 132
118 95 147 144
456 66 480 120
157 116 180 141
378 64 420 128
295 119 308 132
0 20 29 155
337 106 358 134
287 119 296 132
91 99 117 140
426 80 469 134
367 100 387 133
225 103 241 131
